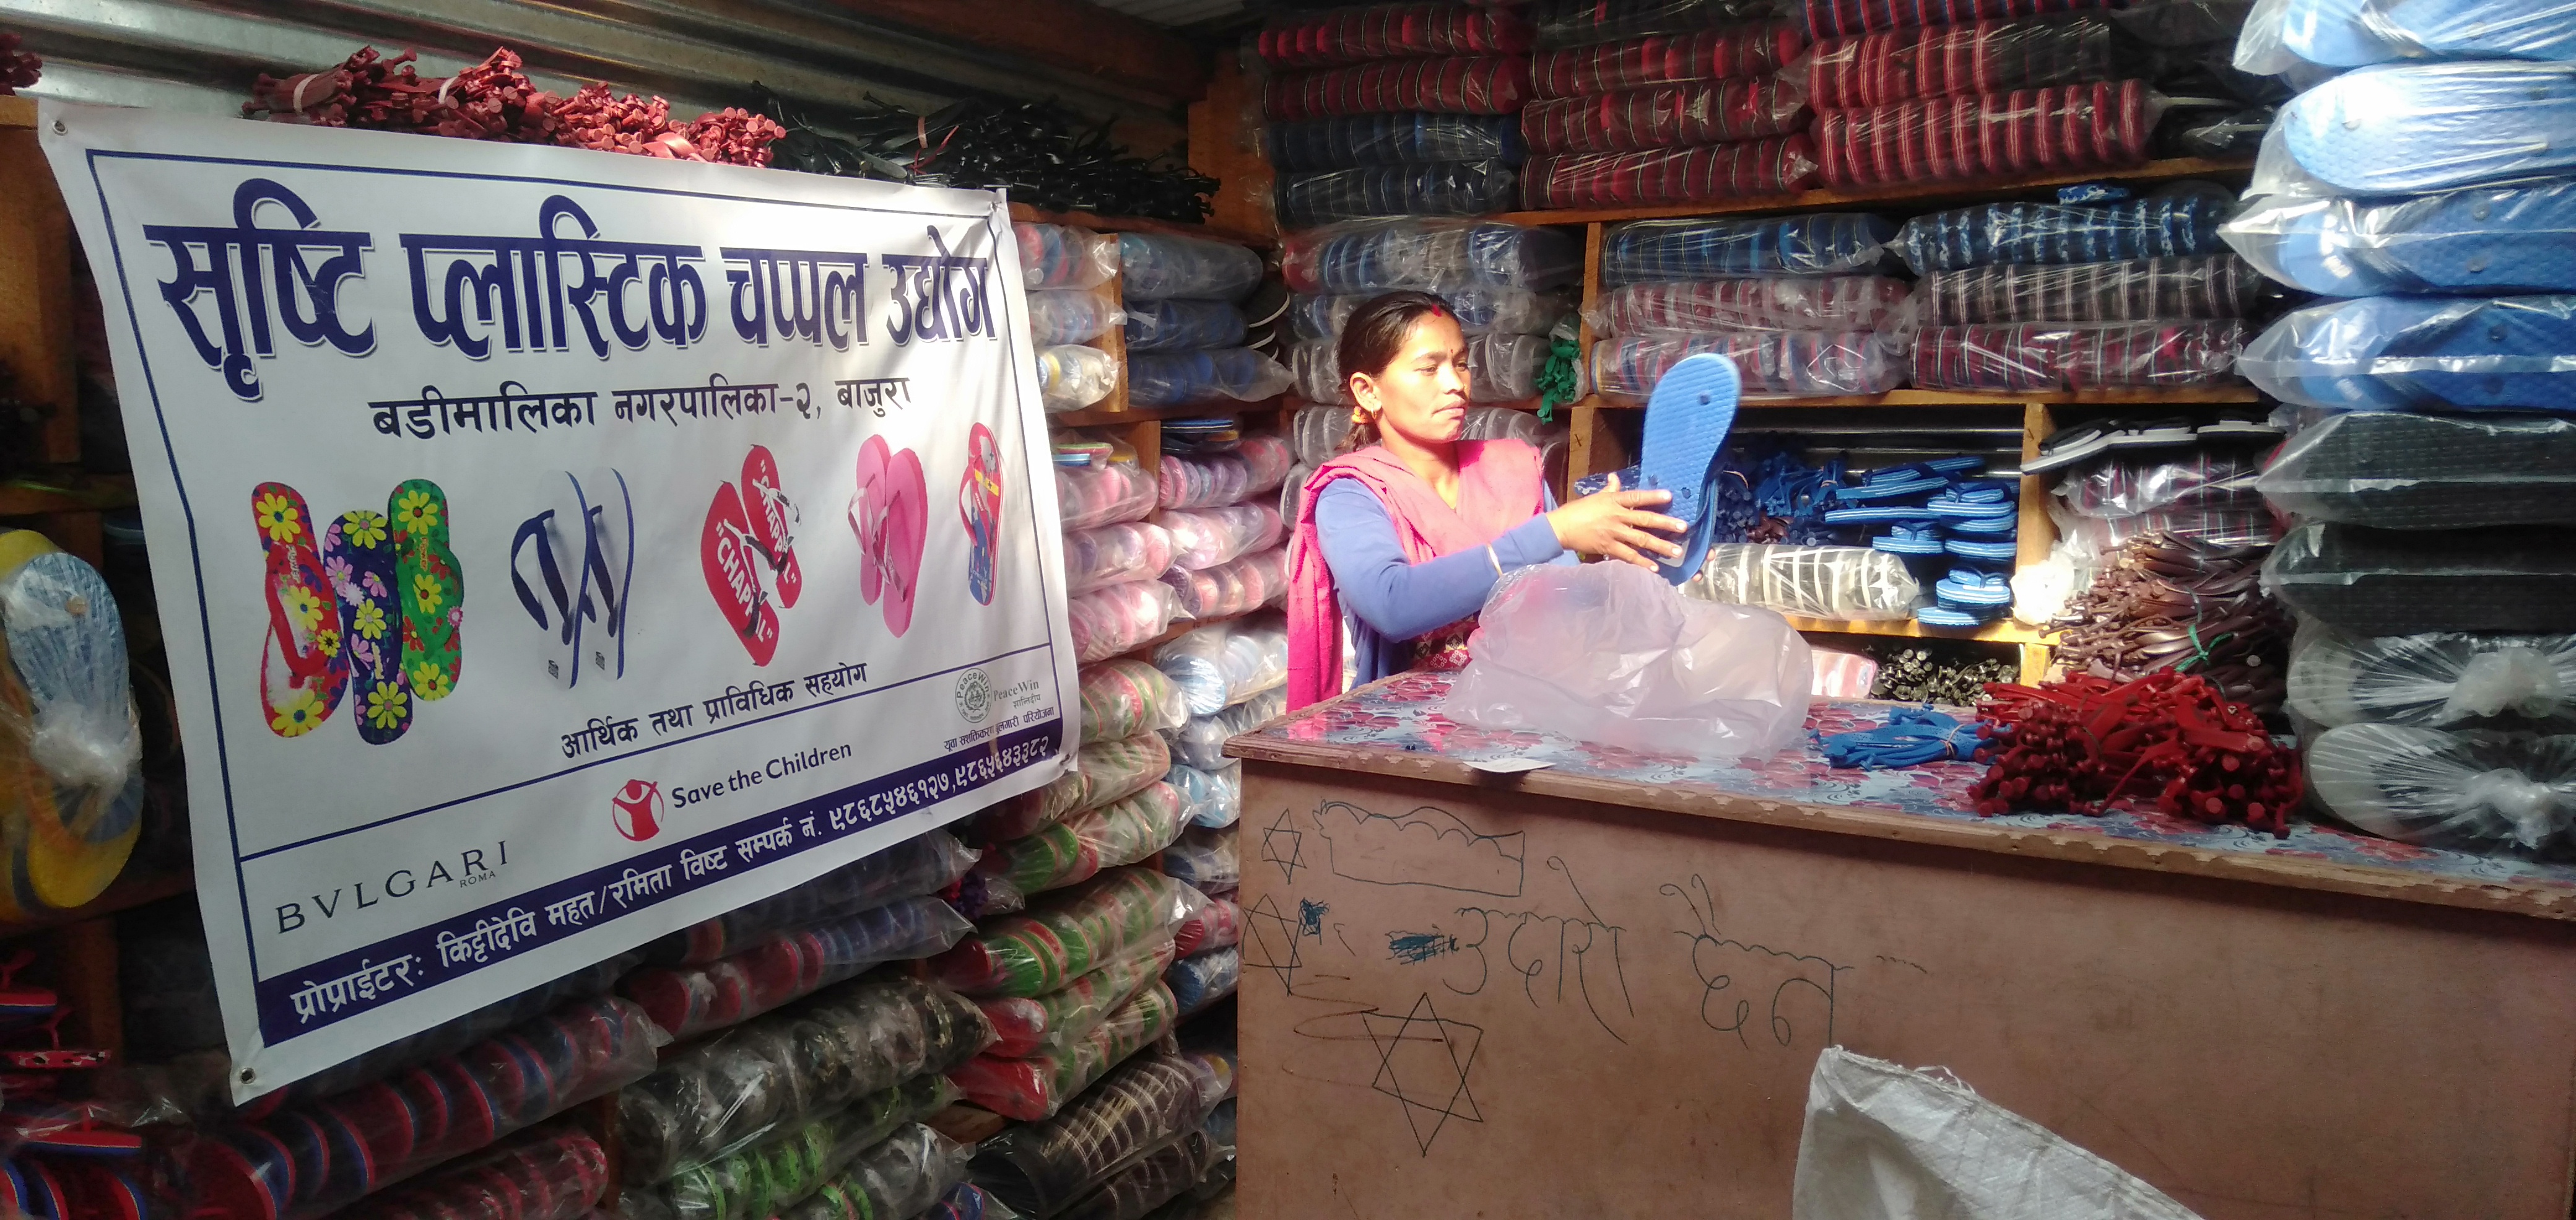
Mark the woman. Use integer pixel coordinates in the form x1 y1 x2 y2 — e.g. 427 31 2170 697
1286 291 1690 709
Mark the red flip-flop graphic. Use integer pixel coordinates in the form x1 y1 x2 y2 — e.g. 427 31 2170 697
739 445 802 609
848 437 928 637
700 483 780 666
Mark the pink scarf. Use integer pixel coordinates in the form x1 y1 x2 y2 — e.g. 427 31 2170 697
1286 438 1547 709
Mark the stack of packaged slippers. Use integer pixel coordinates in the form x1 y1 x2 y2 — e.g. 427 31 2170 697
1520 1 1814 208
1021 224 1126 414
1282 218 1577 410
1590 213 1908 399
1120 233 1294 413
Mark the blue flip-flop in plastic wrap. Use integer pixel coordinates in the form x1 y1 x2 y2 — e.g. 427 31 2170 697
1636 352 1743 583
2227 178 2576 295
2279 61 2576 195
2241 294 2576 411
2284 0 2576 64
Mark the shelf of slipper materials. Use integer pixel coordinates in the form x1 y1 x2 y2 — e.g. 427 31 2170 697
0 476 141 517
1490 156 2257 227
1007 203 1268 248
1782 615 2051 645
1049 398 1292 428
1577 387 2263 409
0 869 194 941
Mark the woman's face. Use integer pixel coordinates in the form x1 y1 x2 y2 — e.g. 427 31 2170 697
1351 312 1471 447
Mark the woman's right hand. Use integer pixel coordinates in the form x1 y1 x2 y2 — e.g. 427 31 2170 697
1545 474 1690 570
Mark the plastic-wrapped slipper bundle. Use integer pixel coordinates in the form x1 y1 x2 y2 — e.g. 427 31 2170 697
1127 350 1296 409
1029 290 1124 346
1056 460 1158 533
921 1183 1018 1220
1793 15 2120 107
1160 505 1285 573
193 997 665 1220
967 1053 1227 1218
1264 56 1534 120
643 832 979 966
1173 897 1242 957
2307 724 2576 855
1603 214 1897 282
2221 180 2576 297
640 1076 959 1220
1289 334 1556 403
1256 3 1536 66
1524 136 1819 207
1166 762 1242 829
622 897 975 1042
0 531 142 913
771 1125 973 1220
2254 63 2576 198
1168 691 1287 771
1266 112 1528 172
1593 330 1905 398
1164 949 1241 1016
1162 548 1288 622
947 983 1180 1120
1051 1132 1217 1220
1038 346 1121 412
1915 255 2276 325
1280 219 1583 294
976 941 1175 1059
1014 734 1175 835
616 975 990 1185
1069 582 1185 665
1159 437 1293 510
1589 277 1914 334
931 869 1205 998
2054 450 2259 519
1293 285 1559 339
1159 827 1241 894
1066 523 1177 596
1801 0 2124 38
1018 224 1120 290
2239 295 2576 412
346 1124 609 1220
2289 625 2576 733
2264 521 2576 635
1683 542 1921 620
1123 300 1248 354
1079 660 1190 746
1533 0 1778 46
1895 185 2235 272
1523 77 1811 154
2052 503 2273 556
1277 161 1521 228
1910 321 2248 390
2256 412 2576 530
1116 234 1260 306
1290 403 1352 464
1529 25 1808 95
980 783 1188 897
1155 619 1290 715
1813 81 2160 189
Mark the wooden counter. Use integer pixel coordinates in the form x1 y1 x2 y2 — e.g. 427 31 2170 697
1224 672 2576 1219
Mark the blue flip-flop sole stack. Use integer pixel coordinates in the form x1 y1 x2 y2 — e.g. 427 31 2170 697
1819 463 2019 627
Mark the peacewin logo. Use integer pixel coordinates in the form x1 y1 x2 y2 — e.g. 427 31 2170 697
955 668 994 725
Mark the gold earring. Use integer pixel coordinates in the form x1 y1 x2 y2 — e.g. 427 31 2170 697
1349 406 1368 425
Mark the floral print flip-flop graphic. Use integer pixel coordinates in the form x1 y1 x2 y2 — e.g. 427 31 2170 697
254 480 461 744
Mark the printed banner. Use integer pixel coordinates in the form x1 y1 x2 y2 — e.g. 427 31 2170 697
41 103 1076 1099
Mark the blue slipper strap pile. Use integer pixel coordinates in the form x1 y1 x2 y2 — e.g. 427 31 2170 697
1821 707 1993 769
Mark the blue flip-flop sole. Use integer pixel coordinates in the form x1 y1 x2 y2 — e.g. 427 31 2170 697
1947 515 2019 536
1637 353 1742 584
1917 606 2003 627
1833 475 1948 502
2385 0 2576 61
2380 179 2576 292
1947 539 2021 560
1873 536 1948 555
2285 62 2576 194
2282 0 2413 66
2273 295 2576 411
1824 507 1939 525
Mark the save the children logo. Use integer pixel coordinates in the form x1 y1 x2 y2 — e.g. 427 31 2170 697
611 780 663 841
954 669 993 726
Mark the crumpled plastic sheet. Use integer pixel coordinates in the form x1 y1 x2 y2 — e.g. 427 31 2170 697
1166 760 1243 829
773 1124 973 1220
946 984 1181 1120
1029 289 1124 345
979 782 1188 896
2222 180 2576 296
1173 897 1243 957
1684 543 1922 621
1163 547 1288 621
1057 458 1157 533
638 1076 959 1220
1164 948 1240 1015
2252 61 2576 198
1159 435 1292 510
1001 732 1175 838
1127 349 1296 409
1160 505 1286 573
2054 451 2260 520
1159 826 1240 894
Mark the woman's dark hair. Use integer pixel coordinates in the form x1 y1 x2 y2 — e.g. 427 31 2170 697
1334 290 1453 452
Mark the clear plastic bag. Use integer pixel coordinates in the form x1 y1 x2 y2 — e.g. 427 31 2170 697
1592 331 1906 399
1168 690 1288 771
1280 219 1583 294
1069 581 1186 666
1265 112 1528 172
618 977 988 1187
1529 24 1808 96
931 869 1206 998
2055 450 2260 519
1793 15 2118 108
1588 276 1915 334
2264 520 2576 635
1603 213 1897 284
1163 547 1290 620
622 897 975 1042
1263 56 1534 120
1895 183 2237 273
1915 255 2277 325
2289 622 2576 733
947 984 1181 1120
2221 181 2576 297
1079 660 1191 746
981 783 1188 897
1813 82 2160 190
1276 161 1521 228
351 1123 609 1220
1116 233 1264 303
2237 294 2576 413
1159 436 1294 509
1292 285 1559 339
2262 61 2576 197
1067 523 1178 596
1173 895 1243 956
773 1125 973 1220
1057 460 1159 533
1017 224 1120 291
1038 346 1121 412
967 1053 1221 1218
1522 77 1810 154
1165 949 1241 1016
1167 760 1243 829
1159 826 1241 893
1684 543 1923 620
2048 501 2273 560
1445 562 1814 755
1127 350 1296 409
1160 505 1286 573
1523 136 1820 209
1910 321 2248 390
0 537 140 808
2255 411 2576 529
976 940 1177 1060
1029 289 1125 346
2307 724 2576 855
643 832 979 966
646 1076 960 1220
1155 618 1290 715
1256 4 1536 67
1123 300 1248 353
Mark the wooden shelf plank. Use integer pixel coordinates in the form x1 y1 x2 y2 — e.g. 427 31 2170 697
1582 386 2262 409
1494 157 2257 227
1785 615 2052 645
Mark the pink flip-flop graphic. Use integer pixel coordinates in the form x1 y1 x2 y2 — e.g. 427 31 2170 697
701 482 780 666
739 445 803 609
848 437 928 637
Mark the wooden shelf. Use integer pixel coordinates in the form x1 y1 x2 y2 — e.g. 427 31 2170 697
1008 202 1265 248
1494 157 2256 226
0 869 193 941
1785 615 2053 645
1585 386 2263 409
